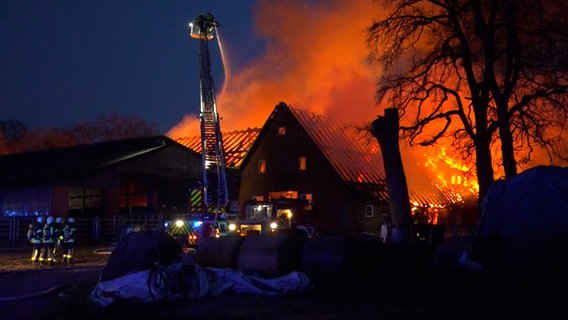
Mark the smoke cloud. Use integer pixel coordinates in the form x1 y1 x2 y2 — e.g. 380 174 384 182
165 0 484 199
167 0 385 138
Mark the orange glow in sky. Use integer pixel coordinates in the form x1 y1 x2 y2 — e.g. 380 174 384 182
167 0 384 138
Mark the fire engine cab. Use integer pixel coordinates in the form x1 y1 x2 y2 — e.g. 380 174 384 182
163 219 199 252
225 198 317 238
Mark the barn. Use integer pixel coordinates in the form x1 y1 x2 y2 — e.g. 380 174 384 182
178 102 475 236
1 103 477 239
0 135 203 219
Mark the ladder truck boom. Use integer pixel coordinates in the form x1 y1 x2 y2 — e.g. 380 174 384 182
189 13 229 216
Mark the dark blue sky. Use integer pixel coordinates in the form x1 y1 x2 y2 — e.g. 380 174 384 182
0 0 262 134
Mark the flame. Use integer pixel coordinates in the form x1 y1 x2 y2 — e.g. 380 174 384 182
169 1 568 201
167 114 200 141
166 0 385 137
166 0 482 199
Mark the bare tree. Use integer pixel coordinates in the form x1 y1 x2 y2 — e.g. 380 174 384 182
367 0 568 202
1 113 160 154
0 119 27 140
18 128 77 152
70 113 159 144
0 119 28 154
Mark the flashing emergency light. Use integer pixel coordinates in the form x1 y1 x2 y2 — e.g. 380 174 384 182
228 223 237 231
175 220 185 227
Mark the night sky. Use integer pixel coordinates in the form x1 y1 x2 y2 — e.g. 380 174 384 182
0 0 261 134
2 1 390 140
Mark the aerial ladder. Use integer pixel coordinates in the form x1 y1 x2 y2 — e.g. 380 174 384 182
189 13 229 226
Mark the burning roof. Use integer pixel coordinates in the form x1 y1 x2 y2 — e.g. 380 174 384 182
290 106 457 206
175 104 476 207
175 128 259 169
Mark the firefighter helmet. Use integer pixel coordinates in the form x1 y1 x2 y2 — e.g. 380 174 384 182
68 217 75 223
56 217 63 223
47 216 54 224
37 216 44 223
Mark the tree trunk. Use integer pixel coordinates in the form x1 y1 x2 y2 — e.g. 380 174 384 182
496 98 518 179
475 134 494 207
371 109 412 244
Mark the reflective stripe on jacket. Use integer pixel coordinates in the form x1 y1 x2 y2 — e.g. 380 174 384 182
27 222 44 244
43 223 55 243
64 224 77 243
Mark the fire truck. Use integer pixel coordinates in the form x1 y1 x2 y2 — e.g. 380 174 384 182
190 12 228 219
163 219 199 253
190 12 229 227
166 13 228 244
226 197 317 238
167 13 317 244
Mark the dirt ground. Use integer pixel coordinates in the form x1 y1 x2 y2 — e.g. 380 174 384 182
1 243 568 320
0 244 107 319
0 244 111 272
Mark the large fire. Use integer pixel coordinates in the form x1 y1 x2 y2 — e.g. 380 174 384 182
166 0 479 198
167 0 382 137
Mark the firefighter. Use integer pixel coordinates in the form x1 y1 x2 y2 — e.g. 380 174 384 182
52 217 64 262
27 216 44 264
41 216 56 265
62 217 77 263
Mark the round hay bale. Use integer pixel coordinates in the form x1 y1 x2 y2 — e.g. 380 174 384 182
195 236 244 269
300 236 352 282
100 230 183 282
237 234 304 277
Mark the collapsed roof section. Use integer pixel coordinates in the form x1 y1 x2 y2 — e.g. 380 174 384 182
176 128 259 169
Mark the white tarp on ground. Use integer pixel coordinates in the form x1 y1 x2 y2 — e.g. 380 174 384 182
89 263 312 307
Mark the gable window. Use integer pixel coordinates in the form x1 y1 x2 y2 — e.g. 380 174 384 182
278 126 286 135
299 156 307 171
365 205 374 218
258 160 266 173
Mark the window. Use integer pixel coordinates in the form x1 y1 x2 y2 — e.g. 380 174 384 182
119 174 148 208
69 188 103 210
258 160 266 173
278 126 286 135
299 156 307 170
365 205 374 218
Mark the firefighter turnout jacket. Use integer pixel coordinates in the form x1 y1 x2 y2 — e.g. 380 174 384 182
27 219 44 244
